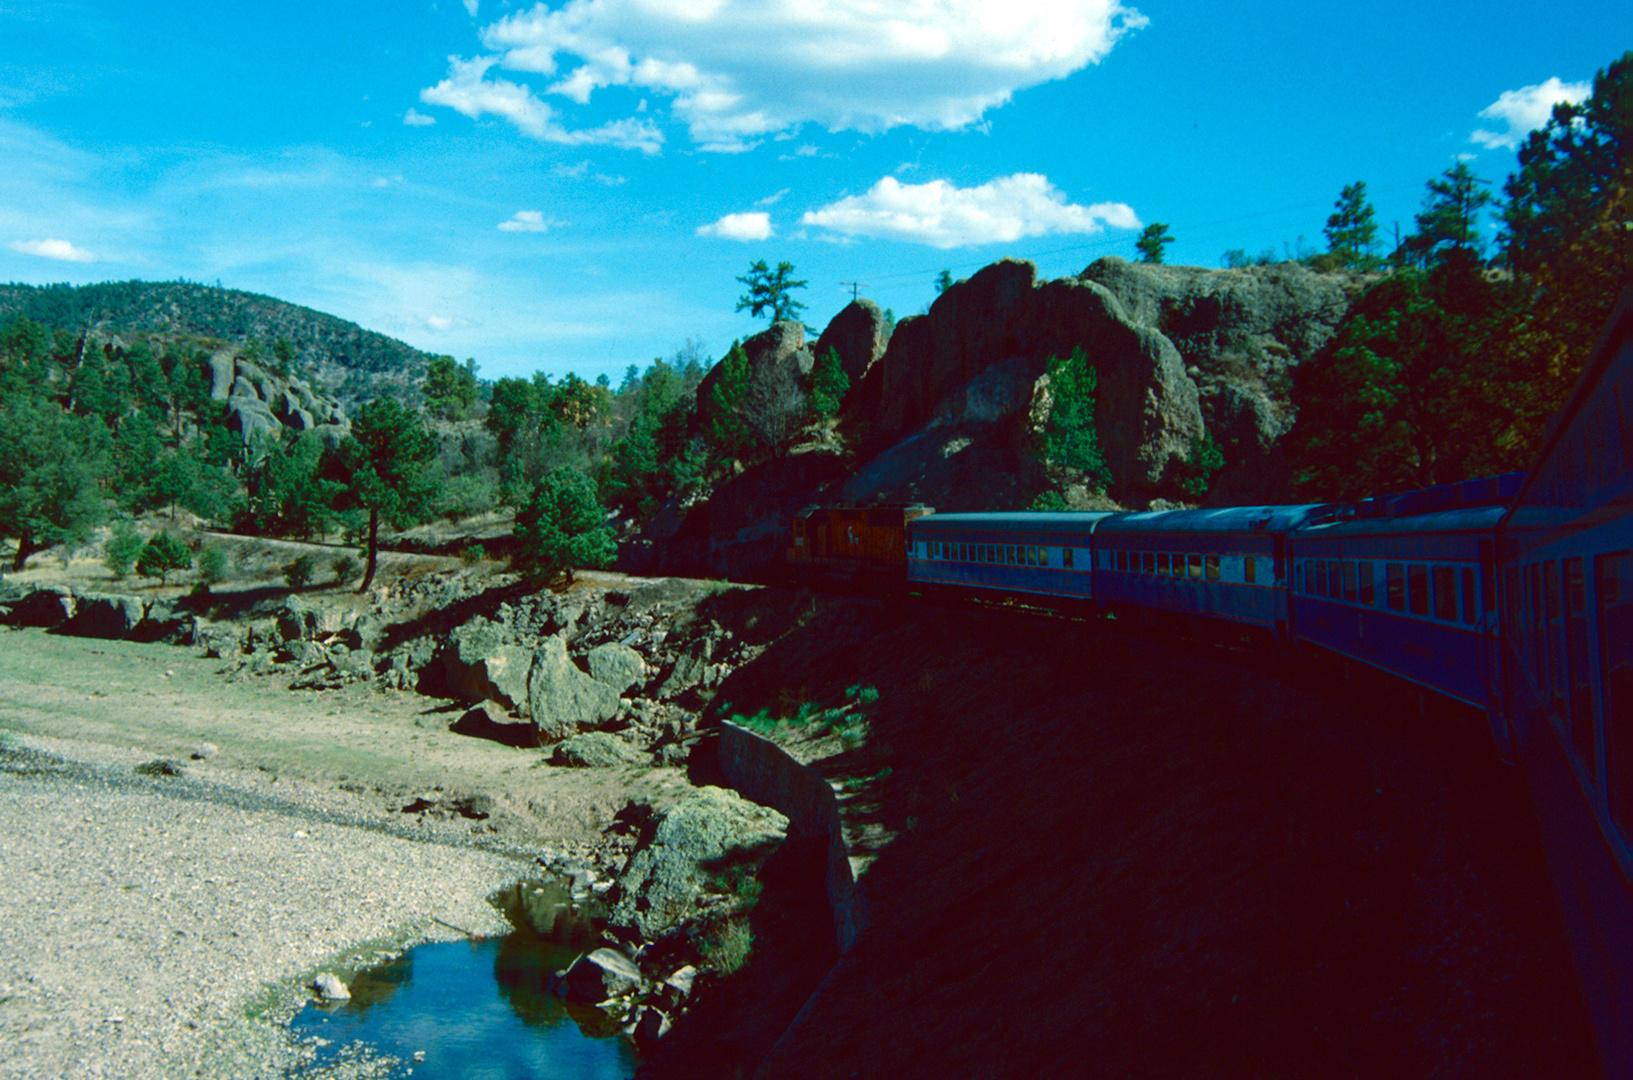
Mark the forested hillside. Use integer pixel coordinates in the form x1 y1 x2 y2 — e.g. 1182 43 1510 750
0 280 437 408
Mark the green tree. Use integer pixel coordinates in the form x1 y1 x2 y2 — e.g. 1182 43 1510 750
513 465 616 584
1036 348 1112 493
1135 223 1173 264
809 347 850 423
735 260 808 323
332 397 441 592
1285 261 1513 499
1176 434 1226 500
0 400 109 570
1492 52 1631 454
136 531 192 585
1401 163 1494 266
1324 181 1380 270
701 342 753 460
104 520 144 580
423 355 480 420
934 270 954 295
243 431 342 539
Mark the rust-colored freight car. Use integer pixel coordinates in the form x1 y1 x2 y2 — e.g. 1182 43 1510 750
786 504 934 581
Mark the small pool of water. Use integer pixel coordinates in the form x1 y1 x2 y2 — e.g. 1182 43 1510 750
289 887 639 1079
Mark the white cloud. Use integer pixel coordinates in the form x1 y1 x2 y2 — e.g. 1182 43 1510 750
403 107 436 126
696 211 773 241
551 159 627 185
429 0 1145 151
802 173 1139 249
754 188 790 207
463 0 480 16
498 209 561 232
420 55 663 153
10 237 97 262
1471 77 1591 150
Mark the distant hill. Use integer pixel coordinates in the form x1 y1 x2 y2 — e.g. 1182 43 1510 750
0 279 438 409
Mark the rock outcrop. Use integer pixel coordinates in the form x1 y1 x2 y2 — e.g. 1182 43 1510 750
211 351 348 449
811 299 889 393
849 255 1360 505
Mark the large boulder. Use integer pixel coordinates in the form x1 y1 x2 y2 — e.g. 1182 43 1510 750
552 731 646 768
63 593 147 639
562 947 644 1004
812 299 888 391
586 642 645 695
5 586 76 627
609 786 788 939
527 634 621 742
206 352 236 400
225 395 280 447
438 619 535 715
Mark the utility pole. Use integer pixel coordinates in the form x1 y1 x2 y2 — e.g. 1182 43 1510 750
839 281 866 301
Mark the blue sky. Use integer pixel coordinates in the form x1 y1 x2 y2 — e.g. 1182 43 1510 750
0 1 1621 384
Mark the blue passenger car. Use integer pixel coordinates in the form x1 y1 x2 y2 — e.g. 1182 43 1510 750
906 512 1112 601
1289 498 1510 711
1497 290 1633 1077
1095 505 1328 637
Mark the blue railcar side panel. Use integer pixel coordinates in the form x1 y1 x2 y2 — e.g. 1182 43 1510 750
1293 595 1491 707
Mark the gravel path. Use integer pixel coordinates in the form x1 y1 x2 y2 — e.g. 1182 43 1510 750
0 735 534 1080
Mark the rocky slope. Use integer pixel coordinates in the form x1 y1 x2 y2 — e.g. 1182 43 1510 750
0 279 438 410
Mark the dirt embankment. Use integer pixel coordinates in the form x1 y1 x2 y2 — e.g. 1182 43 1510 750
642 594 1601 1080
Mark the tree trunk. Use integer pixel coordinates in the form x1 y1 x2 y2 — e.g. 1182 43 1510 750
358 508 380 593
12 535 38 573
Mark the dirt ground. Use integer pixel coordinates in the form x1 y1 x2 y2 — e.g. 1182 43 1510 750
0 627 689 849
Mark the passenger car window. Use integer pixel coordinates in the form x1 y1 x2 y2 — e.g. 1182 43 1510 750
1408 565 1429 616
1142 552 1154 574
1244 556 1256 584
1359 562 1375 605
1157 553 1169 575
1328 560 1342 598
1434 565 1457 621
1342 562 1358 603
1598 553 1633 836
1188 554 1202 580
1387 564 1405 611
1205 554 1220 580
1313 560 1327 596
1460 567 1478 624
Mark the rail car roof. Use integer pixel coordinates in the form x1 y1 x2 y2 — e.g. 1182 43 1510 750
1293 502 1510 539
908 511 1118 537
1095 504 1332 536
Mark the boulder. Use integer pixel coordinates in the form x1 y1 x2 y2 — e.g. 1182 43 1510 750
312 973 350 1001
206 352 236 400
812 298 888 393
552 731 646 768
225 395 280 447
527 634 621 742
609 786 788 939
64 592 147 639
562 947 644 1004
586 642 645 695
438 619 535 715
6 586 76 627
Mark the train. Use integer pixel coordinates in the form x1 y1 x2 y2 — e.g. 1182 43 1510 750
786 289 1633 1075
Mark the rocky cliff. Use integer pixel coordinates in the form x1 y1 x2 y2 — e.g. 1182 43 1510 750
205 349 350 448
847 256 1360 507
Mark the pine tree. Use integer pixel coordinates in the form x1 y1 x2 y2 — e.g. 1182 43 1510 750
1401 163 1494 266
1135 223 1173 264
1324 181 1380 270
809 347 850 422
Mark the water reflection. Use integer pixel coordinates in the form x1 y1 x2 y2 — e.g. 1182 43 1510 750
289 880 638 1078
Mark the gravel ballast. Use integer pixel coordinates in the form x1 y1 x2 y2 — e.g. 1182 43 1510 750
0 737 530 1080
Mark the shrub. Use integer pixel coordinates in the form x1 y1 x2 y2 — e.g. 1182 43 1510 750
136 531 191 585
282 554 315 588
1176 434 1226 500
331 554 358 584
198 545 230 585
698 917 754 976
105 521 144 580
